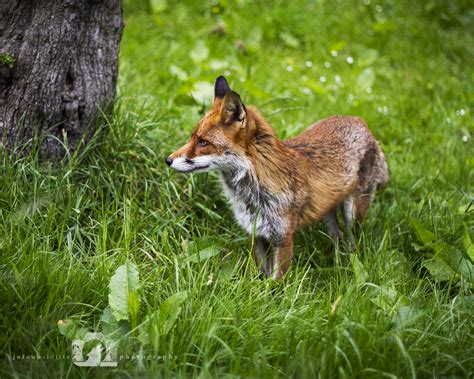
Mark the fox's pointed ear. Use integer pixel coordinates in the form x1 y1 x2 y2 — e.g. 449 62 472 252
220 91 247 126
214 76 231 99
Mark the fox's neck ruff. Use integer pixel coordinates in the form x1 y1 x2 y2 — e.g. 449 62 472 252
218 115 292 243
219 159 289 244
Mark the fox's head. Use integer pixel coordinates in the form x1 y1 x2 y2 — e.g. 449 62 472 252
166 76 254 173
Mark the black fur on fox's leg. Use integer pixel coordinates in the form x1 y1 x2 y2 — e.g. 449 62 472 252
252 237 273 277
323 211 343 243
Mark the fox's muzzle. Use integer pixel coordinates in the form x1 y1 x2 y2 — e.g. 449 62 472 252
166 154 214 173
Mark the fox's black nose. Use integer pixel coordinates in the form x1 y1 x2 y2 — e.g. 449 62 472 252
165 157 173 167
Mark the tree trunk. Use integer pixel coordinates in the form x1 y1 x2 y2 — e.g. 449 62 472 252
0 0 124 158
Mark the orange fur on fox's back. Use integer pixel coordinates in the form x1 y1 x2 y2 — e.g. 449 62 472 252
167 76 389 279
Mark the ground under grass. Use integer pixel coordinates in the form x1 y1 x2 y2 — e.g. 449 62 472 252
1 0 473 377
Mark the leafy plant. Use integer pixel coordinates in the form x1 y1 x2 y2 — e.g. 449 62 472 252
351 255 421 328
58 261 188 352
108 261 140 324
410 219 474 288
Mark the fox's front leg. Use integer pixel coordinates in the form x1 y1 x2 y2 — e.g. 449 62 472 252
252 232 294 280
252 237 273 277
271 231 294 280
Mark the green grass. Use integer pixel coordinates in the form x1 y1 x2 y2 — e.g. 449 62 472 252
1 0 473 377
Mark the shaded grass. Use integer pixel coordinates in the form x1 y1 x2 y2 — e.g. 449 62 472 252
1 0 473 377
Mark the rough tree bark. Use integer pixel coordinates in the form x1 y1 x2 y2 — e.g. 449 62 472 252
0 0 124 158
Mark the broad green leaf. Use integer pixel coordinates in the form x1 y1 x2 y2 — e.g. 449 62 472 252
412 242 427 252
356 68 375 92
279 31 300 48
350 255 368 285
108 262 140 321
57 319 77 340
422 258 455 282
430 240 450 255
159 291 188 335
460 295 474 304
190 41 209 63
371 285 402 312
410 218 474 284
138 292 187 343
150 0 168 13
100 307 130 340
440 249 474 284
220 260 240 280
463 225 474 262
187 246 221 263
395 304 421 327
128 291 140 327
410 218 436 245
358 48 379 66
100 306 115 324
74 327 90 341
100 307 117 336
82 339 102 357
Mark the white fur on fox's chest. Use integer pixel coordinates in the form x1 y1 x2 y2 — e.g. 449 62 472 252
219 173 288 242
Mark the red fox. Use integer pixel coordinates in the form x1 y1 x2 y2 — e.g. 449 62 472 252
166 76 389 279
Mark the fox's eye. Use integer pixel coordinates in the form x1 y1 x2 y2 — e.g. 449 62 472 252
198 138 208 147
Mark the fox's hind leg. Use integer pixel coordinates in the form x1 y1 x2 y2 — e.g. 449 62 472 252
349 191 374 240
352 142 388 230
354 192 373 224
342 197 355 248
323 211 343 243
